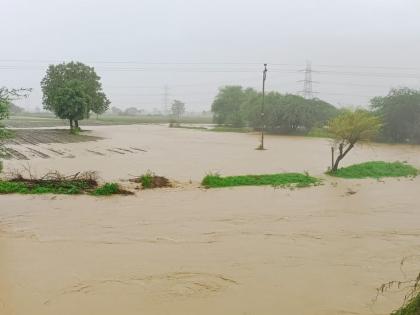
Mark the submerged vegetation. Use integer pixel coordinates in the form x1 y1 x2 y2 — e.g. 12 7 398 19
131 171 171 189
201 172 320 188
91 182 132 196
328 161 418 179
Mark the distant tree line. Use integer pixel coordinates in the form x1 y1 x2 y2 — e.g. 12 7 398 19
211 86 420 144
371 87 420 144
110 106 145 116
212 86 339 133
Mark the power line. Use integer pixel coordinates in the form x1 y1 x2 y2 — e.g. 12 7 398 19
1 59 420 71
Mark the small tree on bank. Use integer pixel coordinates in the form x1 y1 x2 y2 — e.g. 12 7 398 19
41 62 110 131
328 110 381 172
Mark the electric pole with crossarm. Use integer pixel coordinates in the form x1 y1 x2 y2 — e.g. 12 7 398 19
257 63 268 150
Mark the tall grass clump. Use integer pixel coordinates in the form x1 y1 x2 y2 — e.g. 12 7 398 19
201 172 320 188
133 170 170 189
328 161 418 179
91 183 120 196
139 170 154 188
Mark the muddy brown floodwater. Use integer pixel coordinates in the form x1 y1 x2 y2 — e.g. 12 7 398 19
1 125 420 315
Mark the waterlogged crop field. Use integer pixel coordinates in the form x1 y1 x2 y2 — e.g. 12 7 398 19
1 124 420 315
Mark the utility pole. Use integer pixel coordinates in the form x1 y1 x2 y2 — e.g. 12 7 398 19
257 63 268 150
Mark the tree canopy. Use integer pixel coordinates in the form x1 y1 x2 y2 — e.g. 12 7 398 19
0 99 8 122
211 86 339 133
328 110 382 171
371 88 420 144
41 61 110 130
171 100 186 120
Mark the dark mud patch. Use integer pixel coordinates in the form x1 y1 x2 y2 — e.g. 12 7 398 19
107 148 125 155
46 148 65 156
86 149 105 156
130 147 147 152
4 129 102 145
26 147 50 159
116 147 134 153
4 148 29 160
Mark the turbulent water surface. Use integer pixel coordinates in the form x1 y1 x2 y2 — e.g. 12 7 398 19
1 125 420 315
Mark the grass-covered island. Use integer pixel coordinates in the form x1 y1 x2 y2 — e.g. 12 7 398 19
201 172 320 188
328 161 418 179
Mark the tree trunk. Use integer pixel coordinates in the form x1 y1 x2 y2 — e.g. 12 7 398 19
75 120 79 129
331 143 354 172
69 119 73 130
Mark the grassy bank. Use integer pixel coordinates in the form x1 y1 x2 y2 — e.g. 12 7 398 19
0 170 131 196
392 294 420 315
202 172 320 188
328 161 418 179
0 179 95 194
0 180 130 196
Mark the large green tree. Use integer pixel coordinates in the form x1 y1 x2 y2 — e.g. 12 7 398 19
41 61 110 130
371 88 420 144
211 86 257 127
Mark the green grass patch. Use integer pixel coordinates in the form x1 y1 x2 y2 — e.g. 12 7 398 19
0 180 92 195
201 172 320 188
138 171 154 189
91 183 121 196
328 161 418 179
210 126 252 133
392 293 420 315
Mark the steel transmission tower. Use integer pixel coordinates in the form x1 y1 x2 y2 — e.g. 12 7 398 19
298 61 317 99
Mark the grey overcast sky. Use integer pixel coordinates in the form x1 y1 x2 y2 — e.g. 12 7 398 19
1 0 420 112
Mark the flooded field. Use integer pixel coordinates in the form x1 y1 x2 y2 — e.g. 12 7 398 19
1 125 420 315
